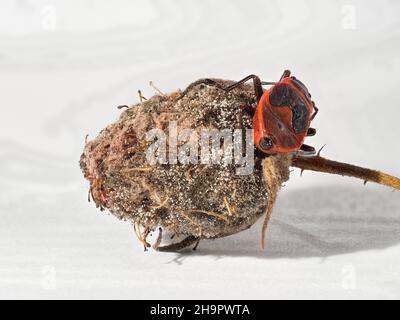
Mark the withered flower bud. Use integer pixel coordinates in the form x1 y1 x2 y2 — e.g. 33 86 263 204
80 80 291 251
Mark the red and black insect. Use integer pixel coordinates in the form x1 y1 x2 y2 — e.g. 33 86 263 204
191 70 318 156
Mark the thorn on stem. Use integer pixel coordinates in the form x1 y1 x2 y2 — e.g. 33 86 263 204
317 144 327 157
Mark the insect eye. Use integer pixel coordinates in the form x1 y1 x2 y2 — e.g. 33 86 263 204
259 137 273 151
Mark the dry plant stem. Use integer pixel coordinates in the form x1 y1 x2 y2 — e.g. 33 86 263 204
292 155 400 190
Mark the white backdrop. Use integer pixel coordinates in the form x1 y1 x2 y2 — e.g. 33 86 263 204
0 0 400 299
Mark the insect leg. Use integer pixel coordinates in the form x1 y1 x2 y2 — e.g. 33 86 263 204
310 102 319 121
280 69 291 80
307 128 316 136
154 236 200 252
298 144 316 155
180 75 268 102
214 75 265 101
153 228 200 252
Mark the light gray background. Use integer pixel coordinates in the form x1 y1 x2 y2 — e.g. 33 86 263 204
1 0 400 299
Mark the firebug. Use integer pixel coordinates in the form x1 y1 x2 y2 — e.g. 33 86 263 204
193 70 318 156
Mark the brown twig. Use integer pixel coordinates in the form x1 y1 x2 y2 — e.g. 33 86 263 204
292 155 400 190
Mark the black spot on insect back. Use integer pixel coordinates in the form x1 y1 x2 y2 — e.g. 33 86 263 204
269 83 294 107
291 102 309 133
